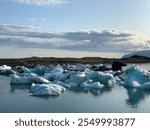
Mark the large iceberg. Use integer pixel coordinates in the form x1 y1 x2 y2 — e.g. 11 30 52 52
30 83 65 96
122 65 150 89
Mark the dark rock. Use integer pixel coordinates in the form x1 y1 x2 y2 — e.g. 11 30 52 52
91 65 111 71
112 61 126 71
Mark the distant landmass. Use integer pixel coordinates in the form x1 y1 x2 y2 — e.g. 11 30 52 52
0 55 150 67
123 50 150 58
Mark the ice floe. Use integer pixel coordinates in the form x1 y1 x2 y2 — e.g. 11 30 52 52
30 83 65 96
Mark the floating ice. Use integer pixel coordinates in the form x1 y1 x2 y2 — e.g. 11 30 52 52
123 65 150 89
140 82 150 90
0 65 15 75
24 73 50 84
88 71 115 86
30 83 65 96
31 66 46 75
10 74 32 85
10 73 50 85
44 65 66 81
69 72 87 85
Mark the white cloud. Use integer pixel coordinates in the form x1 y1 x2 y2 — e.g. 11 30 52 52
0 25 149 52
10 0 66 6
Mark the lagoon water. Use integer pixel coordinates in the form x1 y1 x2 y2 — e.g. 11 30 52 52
0 63 150 113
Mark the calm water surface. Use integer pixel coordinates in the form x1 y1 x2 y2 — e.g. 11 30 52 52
0 63 150 113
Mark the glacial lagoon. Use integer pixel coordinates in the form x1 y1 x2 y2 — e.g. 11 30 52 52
0 63 150 113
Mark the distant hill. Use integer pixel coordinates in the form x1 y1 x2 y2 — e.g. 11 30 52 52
123 50 150 58
0 56 150 67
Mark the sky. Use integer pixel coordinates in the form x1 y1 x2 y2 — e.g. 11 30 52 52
0 0 150 58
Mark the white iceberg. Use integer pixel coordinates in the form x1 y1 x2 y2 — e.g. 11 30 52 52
0 65 15 75
30 83 65 96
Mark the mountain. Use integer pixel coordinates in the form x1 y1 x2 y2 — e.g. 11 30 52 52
123 50 150 58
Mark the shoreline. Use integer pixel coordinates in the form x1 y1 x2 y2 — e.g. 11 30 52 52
0 55 150 67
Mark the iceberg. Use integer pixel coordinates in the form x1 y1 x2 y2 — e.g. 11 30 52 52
123 65 150 89
140 82 150 90
44 65 66 81
30 83 65 96
10 74 32 85
0 65 15 75
31 66 46 75
88 71 115 86
24 73 50 84
69 72 87 85
44 72 70 81
10 73 50 85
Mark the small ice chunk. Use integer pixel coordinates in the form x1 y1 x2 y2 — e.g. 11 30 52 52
0 65 14 75
30 83 65 96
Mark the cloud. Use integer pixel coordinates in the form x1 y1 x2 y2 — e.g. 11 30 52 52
9 0 66 6
0 25 149 52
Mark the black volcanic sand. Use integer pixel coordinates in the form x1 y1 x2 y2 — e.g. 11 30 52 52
0 55 150 67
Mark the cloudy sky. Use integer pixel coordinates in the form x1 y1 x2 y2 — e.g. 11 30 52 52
0 0 150 58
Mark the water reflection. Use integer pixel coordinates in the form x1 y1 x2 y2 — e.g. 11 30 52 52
125 88 150 108
67 85 113 96
10 84 31 92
